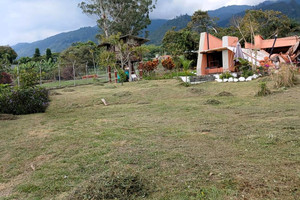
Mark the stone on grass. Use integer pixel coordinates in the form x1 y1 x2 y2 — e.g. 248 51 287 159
239 77 246 82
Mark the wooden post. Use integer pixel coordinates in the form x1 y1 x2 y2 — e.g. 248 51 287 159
138 62 143 79
114 70 118 83
73 60 76 86
108 66 112 83
58 62 61 87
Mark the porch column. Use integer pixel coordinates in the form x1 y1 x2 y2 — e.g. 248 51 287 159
222 50 229 72
196 32 206 76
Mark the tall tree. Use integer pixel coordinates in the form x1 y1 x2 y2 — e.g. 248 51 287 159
33 48 41 62
187 10 217 34
59 41 98 73
162 29 199 62
0 46 17 64
46 48 53 62
79 0 157 38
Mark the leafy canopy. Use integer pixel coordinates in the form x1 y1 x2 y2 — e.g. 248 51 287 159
79 0 157 37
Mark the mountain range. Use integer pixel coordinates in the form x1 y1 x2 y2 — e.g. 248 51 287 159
12 0 300 58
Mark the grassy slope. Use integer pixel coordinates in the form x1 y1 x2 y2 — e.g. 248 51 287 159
0 79 299 199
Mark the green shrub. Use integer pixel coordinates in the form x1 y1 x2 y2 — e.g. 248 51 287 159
19 68 39 88
219 72 233 79
0 84 10 94
0 87 50 115
241 70 254 78
256 82 271 97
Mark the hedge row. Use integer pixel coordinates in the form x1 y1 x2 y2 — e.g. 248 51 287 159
0 87 50 115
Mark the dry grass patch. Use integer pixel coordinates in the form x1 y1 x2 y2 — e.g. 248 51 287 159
0 79 299 199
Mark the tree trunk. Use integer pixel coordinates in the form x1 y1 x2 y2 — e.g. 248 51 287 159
128 60 132 82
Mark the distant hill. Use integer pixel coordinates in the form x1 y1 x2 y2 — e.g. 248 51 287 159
208 5 252 27
217 0 300 26
147 14 191 45
13 26 99 58
255 0 300 20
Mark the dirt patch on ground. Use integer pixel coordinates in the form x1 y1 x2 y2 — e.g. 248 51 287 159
0 114 17 120
205 99 222 105
50 91 62 96
28 129 51 138
217 91 234 97
62 88 75 92
189 88 205 94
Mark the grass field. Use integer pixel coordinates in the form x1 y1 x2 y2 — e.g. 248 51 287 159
0 78 299 199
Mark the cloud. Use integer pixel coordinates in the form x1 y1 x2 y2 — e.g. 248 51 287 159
0 0 267 46
150 0 266 19
0 0 96 46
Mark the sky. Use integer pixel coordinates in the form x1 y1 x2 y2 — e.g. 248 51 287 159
0 0 267 46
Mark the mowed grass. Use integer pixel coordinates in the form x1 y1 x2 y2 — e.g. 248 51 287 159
0 79 299 199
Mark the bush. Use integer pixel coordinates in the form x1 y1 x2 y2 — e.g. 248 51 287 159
219 72 233 79
241 70 254 78
256 82 271 97
0 87 50 115
272 64 298 88
139 59 159 74
162 57 175 70
19 68 39 88
62 66 74 80
0 72 13 84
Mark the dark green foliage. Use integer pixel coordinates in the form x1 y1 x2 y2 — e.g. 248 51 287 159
69 172 150 200
117 68 127 85
46 48 53 62
0 87 50 115
0 46 18 64
33 48 41 62
242 70 254 78
18 57 32 64
236 58 254 78
162 29 199 61
219 72 233 79
187 10 217 34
